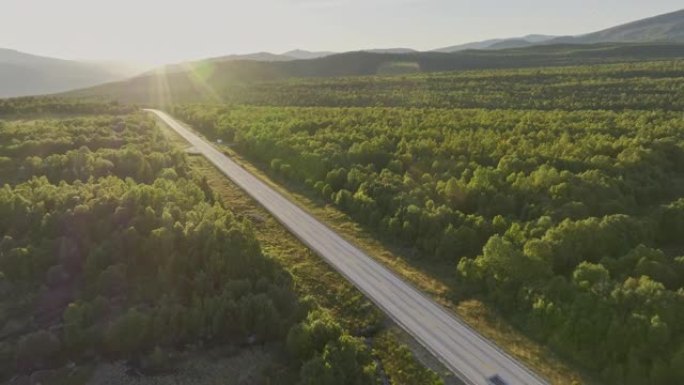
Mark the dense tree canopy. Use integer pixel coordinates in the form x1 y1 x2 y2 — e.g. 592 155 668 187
0 97 133 117
0 103 379 385
219 61 684 111
172 60 684 384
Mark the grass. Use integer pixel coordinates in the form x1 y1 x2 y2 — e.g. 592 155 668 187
156 116 451 384
374 329 445 385
189 155 382 331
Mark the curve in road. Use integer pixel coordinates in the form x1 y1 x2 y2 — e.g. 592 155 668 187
148 109 549 385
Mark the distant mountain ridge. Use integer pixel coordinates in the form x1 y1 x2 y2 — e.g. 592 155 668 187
362 48 418 54
3 8 683 98
0 48 147 98
187 48 416 63
67 42 684 105
203 9 684 58
434 35 556 52
159 48 418 74
209 52 293 62
283 50 335 60
435 8 684 52
548 8 684 45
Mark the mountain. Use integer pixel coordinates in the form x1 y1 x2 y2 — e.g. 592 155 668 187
487 39 540 50
362 48 418 54
0 49 333 97
523 34 558 43
67 42 684 105
196 50 333 63
433 39 504 53
0 48 147 98
160 50 335 75
435 8 684 52
208 52 293 62
156 49 411 75
434 35 556 53
209 48 413 62
548 8 684 45
26 8 684 101
150 52 297 77
283 50 335 60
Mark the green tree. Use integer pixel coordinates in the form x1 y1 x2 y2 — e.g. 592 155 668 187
105 308 150 356
16 330 61 372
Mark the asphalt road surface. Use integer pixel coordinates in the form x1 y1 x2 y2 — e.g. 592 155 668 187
148 109 549 385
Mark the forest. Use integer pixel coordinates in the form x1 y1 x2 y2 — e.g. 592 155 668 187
172 59 684 385
0 97 133 117
0 100 384 385
220 60 684 111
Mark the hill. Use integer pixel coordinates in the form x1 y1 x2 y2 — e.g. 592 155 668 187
283 49 335 59
551 8 684 45
435 35 556 52
146 50 337 76
0 48 146 98
362 48 418 54
207 51 293 62
435 8 684 52
67 43 684 105
205 50 336 62
195 49 409 63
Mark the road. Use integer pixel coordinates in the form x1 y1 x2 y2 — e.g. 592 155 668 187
148 109 549 385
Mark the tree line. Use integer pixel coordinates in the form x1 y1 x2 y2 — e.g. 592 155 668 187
0 96 133 117
221 61 684 111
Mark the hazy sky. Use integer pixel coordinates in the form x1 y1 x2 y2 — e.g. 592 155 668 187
1 0 681 64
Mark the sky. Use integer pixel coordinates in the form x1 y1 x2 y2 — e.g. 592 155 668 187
1 0 682 65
